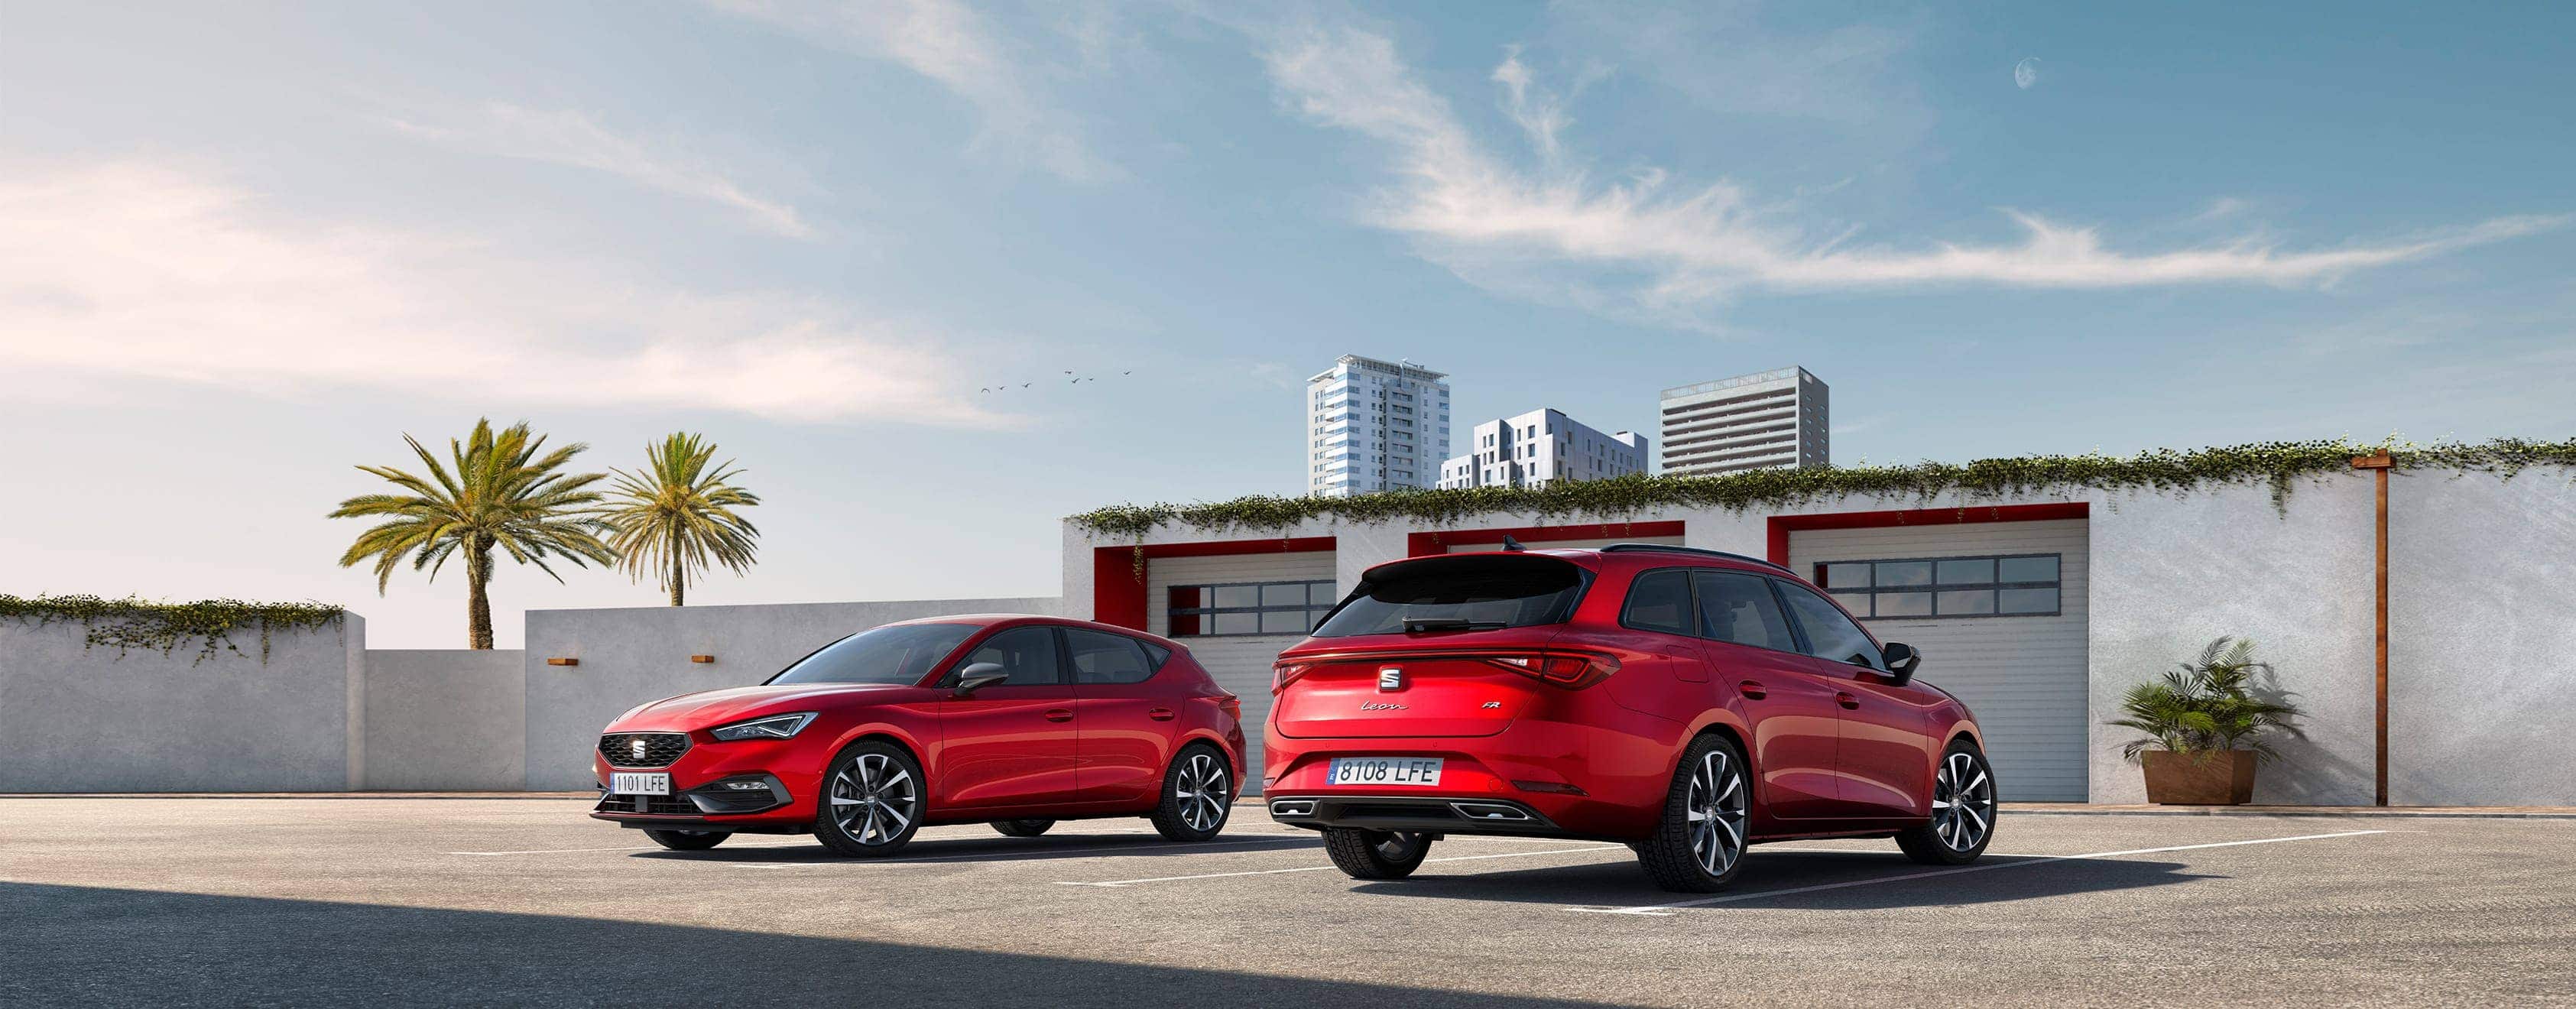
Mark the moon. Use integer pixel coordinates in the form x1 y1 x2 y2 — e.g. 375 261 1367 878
2013 57 2041 89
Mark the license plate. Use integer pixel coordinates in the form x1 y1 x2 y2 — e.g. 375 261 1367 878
610 772 670 795
1327 757 1443 787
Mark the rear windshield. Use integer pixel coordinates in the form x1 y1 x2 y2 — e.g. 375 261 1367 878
1311 555 1591 638
767 623 978 686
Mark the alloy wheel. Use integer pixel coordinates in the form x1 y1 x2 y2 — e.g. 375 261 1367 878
1374 832 1426 861
1686 748 1750 878
1930 751 1994 852
829 751 918 846
1173 751 1231 834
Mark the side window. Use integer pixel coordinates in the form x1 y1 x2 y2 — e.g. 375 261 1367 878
1140 641 1173 670
954 626 1064 686
1773 582 1886 670
1693 571 1796 652
1619 569 1696 636
1065 628 1157 685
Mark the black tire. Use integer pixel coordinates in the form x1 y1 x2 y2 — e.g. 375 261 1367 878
641 829 728 852
1323 828 1433 880
1147 744 1234 842
1896 741 1997 865
1634 733 1754 893
991 819 1056 838
813 740 926 858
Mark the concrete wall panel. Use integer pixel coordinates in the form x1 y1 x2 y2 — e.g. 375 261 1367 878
361 650 526 790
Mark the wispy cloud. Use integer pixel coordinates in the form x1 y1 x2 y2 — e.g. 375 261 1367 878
706 0 1114 181
387 103 814 238
1261 25 2563 316
0 161 1011 427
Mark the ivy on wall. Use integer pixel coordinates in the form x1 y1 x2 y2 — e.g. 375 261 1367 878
1069 436 2576 543
0 595 346 664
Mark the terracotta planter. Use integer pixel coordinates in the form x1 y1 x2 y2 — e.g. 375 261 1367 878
2140 750 2258 805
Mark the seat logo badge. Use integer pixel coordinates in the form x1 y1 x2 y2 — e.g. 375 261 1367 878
1377 667 1403 692
1360 702 1406 711
631 739 648 761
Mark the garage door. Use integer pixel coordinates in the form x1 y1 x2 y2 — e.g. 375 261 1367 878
1147 550 1338 792
1442 534 1684 553
1787 518 2088 802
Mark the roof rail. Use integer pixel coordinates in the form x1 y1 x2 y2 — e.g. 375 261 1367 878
1597 543 1793 573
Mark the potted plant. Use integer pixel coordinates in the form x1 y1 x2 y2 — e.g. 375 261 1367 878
2107 638 2304 805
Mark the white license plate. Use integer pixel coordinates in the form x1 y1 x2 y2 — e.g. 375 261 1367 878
1327 757 1444 787
610 772 670 796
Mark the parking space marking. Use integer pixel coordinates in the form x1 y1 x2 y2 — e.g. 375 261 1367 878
448 841 819 856
1059 844 1627 887
721 835 1320 868
1574 829 2390 916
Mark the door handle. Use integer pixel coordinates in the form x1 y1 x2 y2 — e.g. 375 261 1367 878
1737 680 1767 699
1148 707 1176 722
1835 692 1860 709
1044 709 1074 722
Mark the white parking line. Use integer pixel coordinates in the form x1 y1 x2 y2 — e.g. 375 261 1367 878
723 835 1319 868
448 841 818 856
1059 844 1627 887
1572 829 2390 916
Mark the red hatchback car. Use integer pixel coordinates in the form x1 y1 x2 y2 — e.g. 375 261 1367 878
1265 543 1995 892
590 615 1245 856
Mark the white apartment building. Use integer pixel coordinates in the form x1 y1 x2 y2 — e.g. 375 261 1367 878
1660 367 1829 477
1306 355 1452 497
1438 408 1649 490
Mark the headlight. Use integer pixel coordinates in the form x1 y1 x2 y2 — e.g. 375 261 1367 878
709 712 818 741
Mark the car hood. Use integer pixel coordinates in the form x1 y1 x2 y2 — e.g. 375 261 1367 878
610 683 926 731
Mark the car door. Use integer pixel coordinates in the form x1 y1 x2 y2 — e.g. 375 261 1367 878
1770 579 1935 819
933 625 1082 809
1064 627 1176 806
1693 569 1843 820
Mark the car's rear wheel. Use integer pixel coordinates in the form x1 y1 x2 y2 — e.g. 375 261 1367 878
1896 741 1997 865
1635 733 1753 893
641 829 728 852
1323 828 1433 880
813 741 925 858
1147 745 1234 842
991 819 1056 837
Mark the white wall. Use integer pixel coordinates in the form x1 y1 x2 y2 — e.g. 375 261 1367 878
362 649 526 790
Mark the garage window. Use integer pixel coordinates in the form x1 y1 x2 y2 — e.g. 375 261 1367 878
1814 553 2061 619
1167 580 1337 637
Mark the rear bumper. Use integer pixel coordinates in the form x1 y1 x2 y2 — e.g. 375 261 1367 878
1267 794 1564 835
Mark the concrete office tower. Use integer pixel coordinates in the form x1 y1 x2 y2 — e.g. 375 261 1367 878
1438 408 1649 489
1659 367 1829 476
1306 355 1452 497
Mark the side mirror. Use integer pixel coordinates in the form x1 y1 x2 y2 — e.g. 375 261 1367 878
1880 643 1922 686
952 662 1010 696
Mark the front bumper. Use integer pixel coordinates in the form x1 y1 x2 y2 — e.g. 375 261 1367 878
590 731 829 831
589 773 793 825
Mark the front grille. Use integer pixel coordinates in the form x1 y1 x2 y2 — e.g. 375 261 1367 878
600 732 691 768
596 793 699 816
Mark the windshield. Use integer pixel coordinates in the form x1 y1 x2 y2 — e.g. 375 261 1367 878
1311 555 1590 638
767 623 978 686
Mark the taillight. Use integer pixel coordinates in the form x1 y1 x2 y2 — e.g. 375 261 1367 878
1481 652 1621 689
1271 663 1312 694
1216 696 1241 722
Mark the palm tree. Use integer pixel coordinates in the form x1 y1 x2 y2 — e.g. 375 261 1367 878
331 419 615 649
597 433 761 606
2107 637 2305 762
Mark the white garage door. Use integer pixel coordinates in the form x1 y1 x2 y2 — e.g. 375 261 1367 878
1147 550 1338 791
1442 534 1684 553
1788 518 2088 802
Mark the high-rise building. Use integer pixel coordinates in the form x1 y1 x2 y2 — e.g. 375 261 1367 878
1438 408 1648 489
1659 367 1829 476
1306 355 1451 497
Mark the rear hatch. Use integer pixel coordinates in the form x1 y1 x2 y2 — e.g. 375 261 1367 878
1273 553 1604 739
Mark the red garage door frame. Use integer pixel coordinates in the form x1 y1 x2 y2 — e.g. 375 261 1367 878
1764 503 2091 566
1092 537 1338 631
1405 521 1687 557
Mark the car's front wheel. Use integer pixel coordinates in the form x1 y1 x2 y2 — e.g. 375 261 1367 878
1896 741 1997 865
1635 732 1754 893
641 829 728 852
813 741 926 858
991 819 1055 837
1322 828 1433 880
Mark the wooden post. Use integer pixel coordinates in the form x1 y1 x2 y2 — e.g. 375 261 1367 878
2352 453 2393 806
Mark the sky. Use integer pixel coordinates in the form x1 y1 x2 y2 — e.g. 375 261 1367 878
3 1 2569 648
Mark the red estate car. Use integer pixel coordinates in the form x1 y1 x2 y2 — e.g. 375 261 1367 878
1265 543 1995 892
591 615 1245 856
